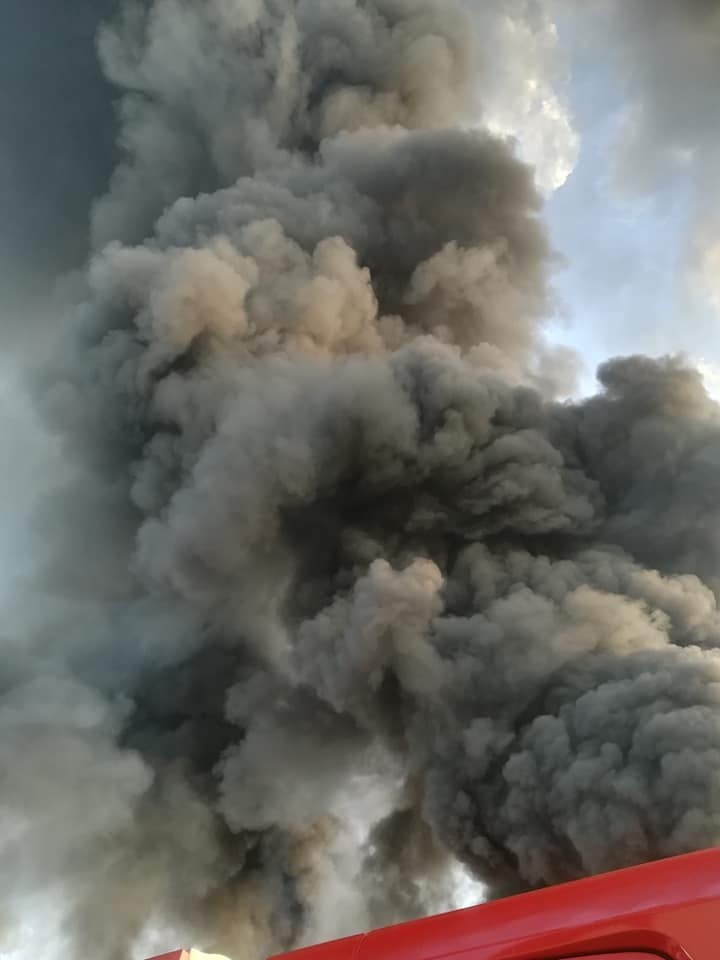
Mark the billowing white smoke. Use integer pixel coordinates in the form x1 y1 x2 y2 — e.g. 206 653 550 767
2 2 720 960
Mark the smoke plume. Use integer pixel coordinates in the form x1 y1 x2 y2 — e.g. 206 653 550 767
4 2 720 959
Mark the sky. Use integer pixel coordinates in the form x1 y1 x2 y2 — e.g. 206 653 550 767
543 15 700 390
2 2 720 958
464 1 720 397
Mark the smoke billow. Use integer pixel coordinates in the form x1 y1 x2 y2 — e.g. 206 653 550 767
4 1 720 958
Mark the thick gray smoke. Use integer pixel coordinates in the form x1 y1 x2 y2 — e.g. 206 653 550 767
5 2 720 958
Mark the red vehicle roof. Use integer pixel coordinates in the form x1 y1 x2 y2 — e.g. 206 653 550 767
147 848 720 960
271 848 720 960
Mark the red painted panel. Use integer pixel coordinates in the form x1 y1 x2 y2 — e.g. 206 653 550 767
145 952 189 960
270 933 363 960
271 849 720 960
563 955 662 960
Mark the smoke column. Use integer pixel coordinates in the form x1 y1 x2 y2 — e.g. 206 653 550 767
4 1 720 958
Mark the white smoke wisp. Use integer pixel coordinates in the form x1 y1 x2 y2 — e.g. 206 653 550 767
2 2 720 960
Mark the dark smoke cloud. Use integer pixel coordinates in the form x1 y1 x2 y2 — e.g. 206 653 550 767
90 0 478 249
4 2 720 959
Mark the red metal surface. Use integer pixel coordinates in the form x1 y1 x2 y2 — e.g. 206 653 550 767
146 849 720 960
272 848 720 960
145 952 189 960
